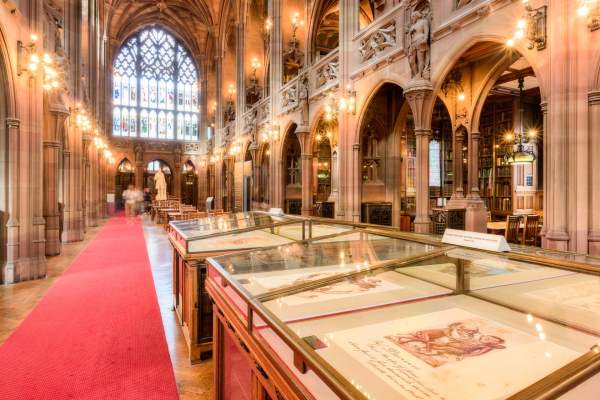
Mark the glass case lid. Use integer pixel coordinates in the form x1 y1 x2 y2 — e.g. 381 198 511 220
253 247 600 400
208 230 442 298
169 211 295 240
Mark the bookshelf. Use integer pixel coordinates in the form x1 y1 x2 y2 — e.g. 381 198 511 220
479 98 515 219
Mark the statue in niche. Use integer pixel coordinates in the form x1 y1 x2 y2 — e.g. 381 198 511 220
44 0 69 92
283 36 304 83
223 100 235 124
246 75 262 107
80 66 90 107
407 5 431 80
154 168 167 201
297 76 309 125
134 144 143 162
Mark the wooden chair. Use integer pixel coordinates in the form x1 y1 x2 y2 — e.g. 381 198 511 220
522 214 541 246
505 215 523 244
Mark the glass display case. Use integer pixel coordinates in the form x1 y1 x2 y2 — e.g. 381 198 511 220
167 211 354 362
206 228 600 400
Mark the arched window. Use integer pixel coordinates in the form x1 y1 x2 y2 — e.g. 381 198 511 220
113 28 199 141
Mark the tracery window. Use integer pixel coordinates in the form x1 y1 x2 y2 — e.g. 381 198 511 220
113 28 199 141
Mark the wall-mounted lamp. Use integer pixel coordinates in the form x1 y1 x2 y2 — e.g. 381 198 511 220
260 123 279 142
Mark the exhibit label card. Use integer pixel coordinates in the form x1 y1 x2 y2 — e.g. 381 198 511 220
325 308 578 400
442 229 511 252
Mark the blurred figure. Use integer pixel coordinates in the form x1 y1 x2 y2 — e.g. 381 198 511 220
143 188 152 214
122 184 137 217
134 187 144 215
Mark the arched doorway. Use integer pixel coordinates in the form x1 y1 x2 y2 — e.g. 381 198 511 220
428 98 462 208
145 160 173 198
437 41 544 232
115 159 135 209
282 126 302 214
311 0 339 61
359 82 411 227
312 117 336 217
181 160 198 206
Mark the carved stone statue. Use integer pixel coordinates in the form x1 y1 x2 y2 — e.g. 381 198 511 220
154 169 167 201
297 76 309 125
407 9 431 80
223 100 235 124
134 144 143 162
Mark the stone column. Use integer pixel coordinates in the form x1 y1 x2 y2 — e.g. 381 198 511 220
61 122 75 242
448 128 465 203
250 143 259 206
44 100 69 256
405 82 434 233
328 146 339 213
3 118 21 283
588 93 600 255
465 131 487 232
86 140 98 227
82 135 91 230
296 128 313 216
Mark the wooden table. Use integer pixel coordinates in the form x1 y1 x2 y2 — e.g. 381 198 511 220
487 221 542 235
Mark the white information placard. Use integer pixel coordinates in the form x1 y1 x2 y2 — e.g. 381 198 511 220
268 208 285 216
442 229 510 252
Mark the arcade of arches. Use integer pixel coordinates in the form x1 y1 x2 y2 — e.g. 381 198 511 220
2 1 600 399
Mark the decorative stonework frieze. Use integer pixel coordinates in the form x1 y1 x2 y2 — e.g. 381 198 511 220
183 142 200 154
316 57 339 88
359 22 397 62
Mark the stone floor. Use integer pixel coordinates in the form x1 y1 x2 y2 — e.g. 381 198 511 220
0 216 213 399
143 216 213 399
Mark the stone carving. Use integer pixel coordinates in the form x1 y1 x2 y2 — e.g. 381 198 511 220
297 75 309 125
246 74 262 107
223 100 235 124
456 0 473 9
44 0 69 92
154 169 167 200
317 59 339 88
281 79 299 110
146 141 174 152
455 107 469 127
406 1 431 80
283 36 304 83
183 142 200 154
243 108 258 134
360 23 397 62
280 74 309 116
134 144 144 162
258 100 270 124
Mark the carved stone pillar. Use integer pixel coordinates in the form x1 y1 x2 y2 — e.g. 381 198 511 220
3 118 21 283
82 136 90 230
450 129 465 200
588 94 600 255
44 102 69 256
250 144 259 207
328 146 339 214
414 128 431 232
405 82 434 233
460 130 487 232
296 129 313 216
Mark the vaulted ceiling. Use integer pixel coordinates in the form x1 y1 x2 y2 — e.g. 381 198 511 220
105 0 233 67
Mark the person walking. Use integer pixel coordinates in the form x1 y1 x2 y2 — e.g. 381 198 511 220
122 184 137 217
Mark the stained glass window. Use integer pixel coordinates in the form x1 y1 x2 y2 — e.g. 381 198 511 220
112 28 200 141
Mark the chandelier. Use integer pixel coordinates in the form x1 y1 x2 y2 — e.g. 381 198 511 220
504 77 536 165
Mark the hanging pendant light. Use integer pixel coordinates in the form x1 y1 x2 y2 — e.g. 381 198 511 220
505 77 536 165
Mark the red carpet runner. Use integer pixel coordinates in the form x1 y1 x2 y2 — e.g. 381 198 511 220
0 216 179 399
